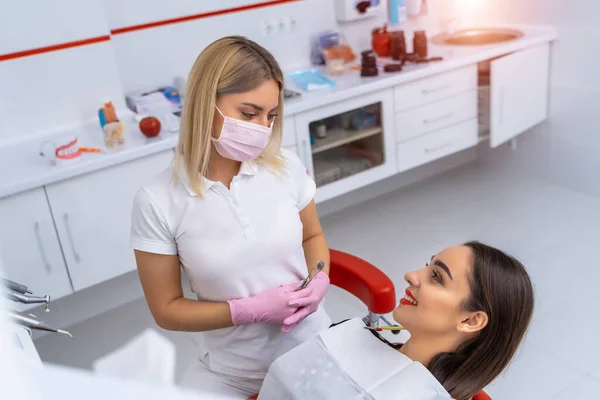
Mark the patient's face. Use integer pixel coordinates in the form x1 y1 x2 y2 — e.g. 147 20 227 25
393 246 474 336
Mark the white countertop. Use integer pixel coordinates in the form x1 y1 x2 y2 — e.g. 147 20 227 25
0 24 557 200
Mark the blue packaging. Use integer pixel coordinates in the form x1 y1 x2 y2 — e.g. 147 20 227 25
389 0 407 25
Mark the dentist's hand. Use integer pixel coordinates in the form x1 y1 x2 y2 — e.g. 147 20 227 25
227 284 312 326
282 272 330 332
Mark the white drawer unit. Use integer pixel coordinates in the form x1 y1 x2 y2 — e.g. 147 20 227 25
394 65 477 112
45 151 174 291
395 90 477 143
396 119 478 173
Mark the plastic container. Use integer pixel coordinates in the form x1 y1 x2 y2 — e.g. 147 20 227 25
389 0 407 25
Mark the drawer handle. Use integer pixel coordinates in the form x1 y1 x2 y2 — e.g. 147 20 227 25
423 113 454 125
63 213 81 263
422 84 451 95
33 222 52 274
424 142 454 153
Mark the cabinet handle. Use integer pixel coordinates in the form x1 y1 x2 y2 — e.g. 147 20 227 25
422 84 451 95
33 222 52 274
63 213 81 263
423 113 453 125
424 142 453 153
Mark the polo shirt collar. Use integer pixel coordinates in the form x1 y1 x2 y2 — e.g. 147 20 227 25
178 162 257 197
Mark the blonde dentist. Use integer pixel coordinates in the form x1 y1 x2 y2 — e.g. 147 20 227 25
130 36 332 398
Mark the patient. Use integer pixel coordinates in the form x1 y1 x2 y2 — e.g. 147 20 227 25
258 241 534 400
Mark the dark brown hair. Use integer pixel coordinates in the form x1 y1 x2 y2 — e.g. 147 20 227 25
428 241 534 400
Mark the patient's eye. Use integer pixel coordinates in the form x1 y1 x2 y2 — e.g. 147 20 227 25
431 270 442 284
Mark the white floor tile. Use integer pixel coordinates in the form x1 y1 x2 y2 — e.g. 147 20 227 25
550 376 600 399
485 340 584 400
590 367 600 382
526 230 600 298
525 279 600 374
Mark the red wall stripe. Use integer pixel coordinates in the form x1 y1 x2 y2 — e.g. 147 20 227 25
0 0 299 62
110 0 300 35
0 35 110 62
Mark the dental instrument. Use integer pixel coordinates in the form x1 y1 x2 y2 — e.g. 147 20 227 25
7 311 73 337
296 260 325 291
364 325 406 331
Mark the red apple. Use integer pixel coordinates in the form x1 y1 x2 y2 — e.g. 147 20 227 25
140 117 161 137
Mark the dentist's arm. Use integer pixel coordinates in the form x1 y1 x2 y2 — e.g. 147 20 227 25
135 251 312 332
281 200 331 332
300 199 330 275
135 251 234 332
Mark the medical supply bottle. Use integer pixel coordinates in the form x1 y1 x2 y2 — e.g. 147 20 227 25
389 0 407 25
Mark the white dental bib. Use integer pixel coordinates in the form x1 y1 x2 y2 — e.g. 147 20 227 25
258 318 452 400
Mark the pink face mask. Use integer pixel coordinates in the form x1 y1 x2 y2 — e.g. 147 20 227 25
212 106 273 162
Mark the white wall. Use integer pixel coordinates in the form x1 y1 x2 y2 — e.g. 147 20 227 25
0 0 126 142
461 0 600 196
0 0 448 143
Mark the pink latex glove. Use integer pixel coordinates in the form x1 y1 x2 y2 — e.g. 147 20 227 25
282 272 330 332
228 284 312 326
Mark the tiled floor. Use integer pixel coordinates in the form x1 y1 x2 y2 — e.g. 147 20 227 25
35 161 600 399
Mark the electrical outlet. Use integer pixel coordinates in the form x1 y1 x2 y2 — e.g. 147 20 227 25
275 18 286 34
283 16 297 33
261 20 274 36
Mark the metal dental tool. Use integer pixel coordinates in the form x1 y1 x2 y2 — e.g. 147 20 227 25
3 289 51 312
296 260 325 291
1 278 51 311
7 311 73 338
1 277 32 294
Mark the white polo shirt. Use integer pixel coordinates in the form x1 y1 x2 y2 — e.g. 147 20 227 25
130 148 331 379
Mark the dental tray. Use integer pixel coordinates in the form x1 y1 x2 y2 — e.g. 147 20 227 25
288 69 336 92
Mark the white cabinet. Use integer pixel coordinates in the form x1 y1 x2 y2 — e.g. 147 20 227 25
45 151 174 291
394 65 477 112
0 188 73 300
489 43 550 148
396 120 478 173
295 89 396 203
282 115 297 148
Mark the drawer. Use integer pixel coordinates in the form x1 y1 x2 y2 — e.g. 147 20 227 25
396 119 478 173
395 90 477 143
394 65 477 112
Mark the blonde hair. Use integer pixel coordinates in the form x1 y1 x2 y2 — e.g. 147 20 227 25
174 36 285 196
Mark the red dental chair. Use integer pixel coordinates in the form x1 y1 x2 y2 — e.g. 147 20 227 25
250 249 491 400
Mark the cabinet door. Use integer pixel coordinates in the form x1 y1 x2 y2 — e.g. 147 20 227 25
45 151 174 291
0 188 72 300
490 43 550 148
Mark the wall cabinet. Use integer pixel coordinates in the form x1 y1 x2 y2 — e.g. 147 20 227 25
0 188 73 301
44 151 173 291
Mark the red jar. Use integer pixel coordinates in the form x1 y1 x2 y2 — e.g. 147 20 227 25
372 24 391 57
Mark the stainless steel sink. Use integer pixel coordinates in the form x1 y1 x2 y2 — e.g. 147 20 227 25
432 28 524 46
